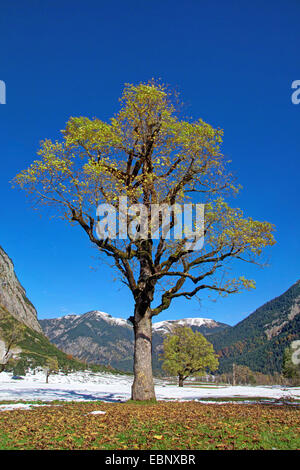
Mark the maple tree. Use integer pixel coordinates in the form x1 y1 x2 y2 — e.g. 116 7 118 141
161 326 218 386
14 81 275 400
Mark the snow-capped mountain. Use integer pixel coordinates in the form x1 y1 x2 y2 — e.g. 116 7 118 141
40 311 229 373
87 311 131 328
153 318 223 335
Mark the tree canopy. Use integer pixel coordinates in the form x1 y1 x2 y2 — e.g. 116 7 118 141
14 81 275 311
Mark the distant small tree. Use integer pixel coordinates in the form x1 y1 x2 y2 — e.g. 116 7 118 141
0 312 25 372
45 357 59 383
233 364 257 385
161 326 219 386
13 359 27 376
282 342 300 385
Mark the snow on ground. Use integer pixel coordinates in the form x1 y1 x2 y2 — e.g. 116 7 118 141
0 370 299 404
0 403 55 411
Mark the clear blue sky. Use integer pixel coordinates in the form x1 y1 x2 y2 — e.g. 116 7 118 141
0 0 299 325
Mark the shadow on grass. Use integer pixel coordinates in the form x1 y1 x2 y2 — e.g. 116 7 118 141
0 388 125 403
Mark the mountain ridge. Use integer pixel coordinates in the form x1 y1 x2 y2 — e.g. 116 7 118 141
40 311 229 372
2 242 299 376
209 279 300 374
40 281 300 375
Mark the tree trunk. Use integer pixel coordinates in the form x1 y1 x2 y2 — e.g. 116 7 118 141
131 307 156 401
232 363 236 386
178 375 184 387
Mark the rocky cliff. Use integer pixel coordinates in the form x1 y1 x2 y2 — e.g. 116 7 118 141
0 245 42 333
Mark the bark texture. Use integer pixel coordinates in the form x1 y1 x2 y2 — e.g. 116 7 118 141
131 307 155 401
178 375 184 387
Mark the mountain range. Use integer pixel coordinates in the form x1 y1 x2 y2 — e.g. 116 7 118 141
40 280 300 375
1 243 300 376
40 281 300 375
40 312 229 373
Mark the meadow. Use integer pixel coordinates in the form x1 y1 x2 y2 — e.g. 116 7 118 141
0 401 299 450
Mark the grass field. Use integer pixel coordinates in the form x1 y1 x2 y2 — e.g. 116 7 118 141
0 401 299 450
